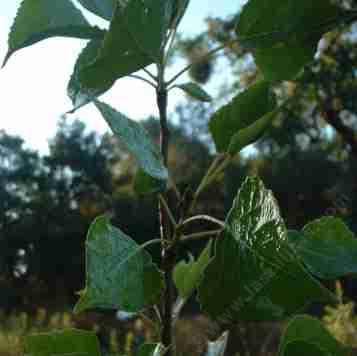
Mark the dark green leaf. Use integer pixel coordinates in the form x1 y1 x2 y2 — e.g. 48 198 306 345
169 0 190 28
228 108 277 155
287 217 357 280
3 0 104 66
77 0 115 21
74 215 164 313
138 343 165 356
24 329 100 356
79 0 173 95
236 0 342 81
278 315 351 356
67 38 105 109
134 169 168 195
177 82 212 102
205 331 229 356
198 177 335 323
209 81 276 153
95 100 168 181
281 341 331 356
173 240 212 298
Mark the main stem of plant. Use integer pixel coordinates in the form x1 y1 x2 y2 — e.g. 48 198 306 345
157 65 175 355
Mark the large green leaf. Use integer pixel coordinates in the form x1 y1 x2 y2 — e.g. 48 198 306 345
95 100 168 181
287 217 357 280
198 177 335 323
67 38 105 109
173 240 212 299
278 315 351 356
281 341 331 356
24 329 100 356
3 0 104 66
74 215 164 313
77 0 115 21
78 0 173 95
236 0 342 81
209 81 276 153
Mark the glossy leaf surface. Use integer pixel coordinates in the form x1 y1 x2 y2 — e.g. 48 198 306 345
3 0 104 66
209 81 276 153
74 215 163 313
95 100 168 181
198 177 335 323
24 329 100 356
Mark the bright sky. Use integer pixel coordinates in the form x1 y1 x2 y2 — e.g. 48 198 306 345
0 1 241 152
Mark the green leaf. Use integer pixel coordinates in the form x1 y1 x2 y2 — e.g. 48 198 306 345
209 81 276 153
278 315 351 356
79 0 173 95
253 44 317 82
177 82 212 102
236 0 342 81
198 177 335 323
138 343 165 356
3 0 104 67
228 107 277 155
169 0 190 28
74 215 164 313
24 329 100 356
287 217 357 280
94 100 168 181
281 341 331 356
205 331 229 356
67 38 105 109
173 240 212 298
134 169 168 195
77 0 115 21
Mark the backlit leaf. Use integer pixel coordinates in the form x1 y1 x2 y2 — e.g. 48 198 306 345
173 240 213 298
3 0 104 66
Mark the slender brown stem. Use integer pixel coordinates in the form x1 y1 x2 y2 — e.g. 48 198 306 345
159 195 177 228
181 229 222 242
157 62 175 355
180 215 225 229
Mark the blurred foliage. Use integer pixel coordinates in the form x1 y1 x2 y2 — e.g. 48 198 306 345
0 116 212 312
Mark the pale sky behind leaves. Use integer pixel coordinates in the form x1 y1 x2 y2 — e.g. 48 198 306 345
0 1 242 152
